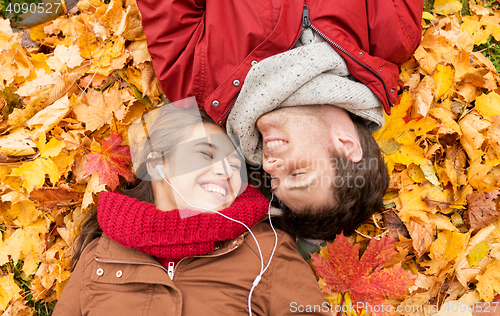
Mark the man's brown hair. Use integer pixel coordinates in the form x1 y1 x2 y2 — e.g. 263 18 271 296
279 114 389 240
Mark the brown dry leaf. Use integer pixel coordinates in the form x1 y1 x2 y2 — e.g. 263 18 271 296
443 145 468 187
406 218 434 258
44 72 80 107
465 190 500 232
413 75 436 117
1 298 33 316
138 62 163 98
29 187 83 214
459 112 487 162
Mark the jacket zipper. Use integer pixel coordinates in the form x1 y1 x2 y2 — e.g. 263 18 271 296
167 262 175 280
218 98 237 125
300 5 394 108
173 243 241 277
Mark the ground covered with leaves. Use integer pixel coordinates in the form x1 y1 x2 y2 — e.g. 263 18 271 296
0 0 499 315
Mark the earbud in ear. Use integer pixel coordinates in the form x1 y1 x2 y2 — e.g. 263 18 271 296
155 164 167 181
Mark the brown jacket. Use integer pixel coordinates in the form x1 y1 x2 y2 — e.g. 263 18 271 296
53 222 331 315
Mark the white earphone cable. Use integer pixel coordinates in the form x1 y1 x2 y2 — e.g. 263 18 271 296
154 165 277 315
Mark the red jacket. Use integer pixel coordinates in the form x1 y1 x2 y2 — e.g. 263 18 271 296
137 0 423 125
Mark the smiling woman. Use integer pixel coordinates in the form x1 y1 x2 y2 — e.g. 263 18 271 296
53 100 330 316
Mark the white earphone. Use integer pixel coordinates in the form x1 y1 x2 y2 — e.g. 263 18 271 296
152 163 277 316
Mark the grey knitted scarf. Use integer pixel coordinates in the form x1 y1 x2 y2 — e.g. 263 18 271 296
226 29 384 166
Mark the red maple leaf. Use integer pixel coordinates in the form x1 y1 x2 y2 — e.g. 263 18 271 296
84 133 134 190
311 234 416 316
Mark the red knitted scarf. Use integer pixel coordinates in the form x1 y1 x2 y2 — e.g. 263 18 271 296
97 185 269 267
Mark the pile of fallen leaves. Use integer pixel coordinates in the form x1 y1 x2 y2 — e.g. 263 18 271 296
0 0 162 313
0 0 499 314
310 1 500 315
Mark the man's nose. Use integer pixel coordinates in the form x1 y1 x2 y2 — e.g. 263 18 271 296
263 157 284 174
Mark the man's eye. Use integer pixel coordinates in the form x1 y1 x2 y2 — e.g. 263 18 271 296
291 171 305 177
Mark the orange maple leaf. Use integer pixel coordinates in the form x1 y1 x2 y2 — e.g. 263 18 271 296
84 133 134 190
312 234 416 316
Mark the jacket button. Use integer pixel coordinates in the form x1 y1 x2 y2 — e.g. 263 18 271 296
96 268 104 276
233 80 241 87
116 270 123 278
391 88 395 94
379 69 382 72
251 60 258 66
212 100 220 108
359 51 363 56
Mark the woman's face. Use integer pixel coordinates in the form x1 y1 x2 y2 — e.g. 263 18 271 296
153 123 244 213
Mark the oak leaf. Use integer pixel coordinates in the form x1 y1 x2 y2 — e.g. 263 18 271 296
312 234 415 316
84 133 134 190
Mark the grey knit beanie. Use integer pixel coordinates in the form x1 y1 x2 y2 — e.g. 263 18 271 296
226 29 385 166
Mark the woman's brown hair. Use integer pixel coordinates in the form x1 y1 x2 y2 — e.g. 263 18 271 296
71 103 216 270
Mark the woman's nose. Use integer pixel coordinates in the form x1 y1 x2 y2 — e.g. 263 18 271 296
212 158 233 178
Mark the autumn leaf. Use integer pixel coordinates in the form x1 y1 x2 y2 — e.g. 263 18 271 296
465 190 500 232
84 133 134 190
311 234 416 316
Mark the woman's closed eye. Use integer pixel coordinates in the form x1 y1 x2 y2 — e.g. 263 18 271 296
200 151 213 159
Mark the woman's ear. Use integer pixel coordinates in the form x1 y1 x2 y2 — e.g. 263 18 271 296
331 131 363 162
146 152 167 181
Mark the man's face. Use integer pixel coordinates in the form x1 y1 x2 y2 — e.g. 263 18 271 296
256 105 338 211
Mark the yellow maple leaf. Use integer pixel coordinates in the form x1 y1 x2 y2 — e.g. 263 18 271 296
429 107 462 135
476 260 500 302
29 53 52 74
0 228 40 266
374 92 413 141
128 40 151 66
475 92 500 118
46 43 85 72
11 157 60 192
398 185 437 222
0 128 37 157
385 144 428 175
430 230 469 261
97 0 125 34
9 200 42 226
467 158 498 191
36 133 66 158
467 242 489 268
72 84 124 131
0 273 21 312
433 0 462 15
432 63 455 100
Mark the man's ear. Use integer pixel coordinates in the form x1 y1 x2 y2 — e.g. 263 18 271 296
331 131 363 162
146 152 167 181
